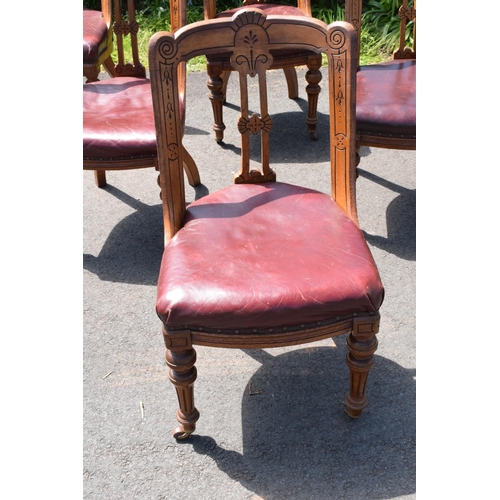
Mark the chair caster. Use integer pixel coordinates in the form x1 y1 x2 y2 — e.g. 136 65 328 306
344 405 362 418
308 130 318 141
344 398 365 418
173 426 193 440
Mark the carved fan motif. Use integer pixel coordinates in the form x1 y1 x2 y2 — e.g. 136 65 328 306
230 12 273 77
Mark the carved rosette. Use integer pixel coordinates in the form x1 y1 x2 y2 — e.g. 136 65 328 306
113 19 139 36
238 113 272 135
230 10 276 184
398 5 416 21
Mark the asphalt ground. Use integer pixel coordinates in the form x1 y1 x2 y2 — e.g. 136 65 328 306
83 67 416 499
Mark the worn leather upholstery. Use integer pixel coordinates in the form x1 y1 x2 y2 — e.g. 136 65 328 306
356 60 416 139
83 78 156 161
157 182 384 331
216 4 307 18
83 9 109 64
83 78 185 161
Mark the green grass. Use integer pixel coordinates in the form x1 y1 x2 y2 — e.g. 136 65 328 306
113 6 398 72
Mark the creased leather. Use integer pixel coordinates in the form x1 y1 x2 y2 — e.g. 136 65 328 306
157 182 384 330
83 78 157 160
83 77 186 160
356 60 416 138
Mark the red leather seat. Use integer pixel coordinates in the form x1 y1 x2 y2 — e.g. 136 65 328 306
83 78 157 162
216 4 307 17
356 60 416 141
83 76 197 187
83 0 200 189
157 182 384 332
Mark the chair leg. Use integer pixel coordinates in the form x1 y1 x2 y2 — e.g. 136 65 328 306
344 315 380 417
355 136 361 178
221 70 231 105
207 60 226 143
182 146 201 187
165 336 200 440
94 170 107 187
84 65 100 83
305 54 323 140
282 67 299 99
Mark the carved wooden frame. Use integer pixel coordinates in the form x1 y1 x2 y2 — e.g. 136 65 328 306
150 9 359 240
169 0 322 141
83 0 200 189
345 0 416 152
149 9 378 439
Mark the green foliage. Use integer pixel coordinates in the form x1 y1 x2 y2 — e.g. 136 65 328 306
85 0 410 70
312 5 345 24
362 0 414 55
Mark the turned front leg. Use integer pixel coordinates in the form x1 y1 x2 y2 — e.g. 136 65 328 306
207 60 226 143
163 329 199 440
344 315 380 417
305 54 322 140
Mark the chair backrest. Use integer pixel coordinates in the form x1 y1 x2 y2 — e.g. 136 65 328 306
169 0 313 32
112 0 146 77
149 8 358 242
345 0 416 62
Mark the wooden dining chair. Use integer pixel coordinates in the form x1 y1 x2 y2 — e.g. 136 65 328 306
83 0 200 189
170 0 323 142
83 0 115 82
149 8 385 440
346 0 416 162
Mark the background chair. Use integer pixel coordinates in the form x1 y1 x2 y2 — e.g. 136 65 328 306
149 8 385 439
83 0 200 189
171 0 323 142
346 0 416 162
83 0 115 82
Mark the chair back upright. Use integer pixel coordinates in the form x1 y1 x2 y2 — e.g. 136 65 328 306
112 0 146 77
346 0 416 63
393 0 416 60
149 9 359 241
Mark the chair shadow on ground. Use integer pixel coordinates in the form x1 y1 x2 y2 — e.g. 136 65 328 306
358 168 416 261
180 343 416 500
83 183 209 285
